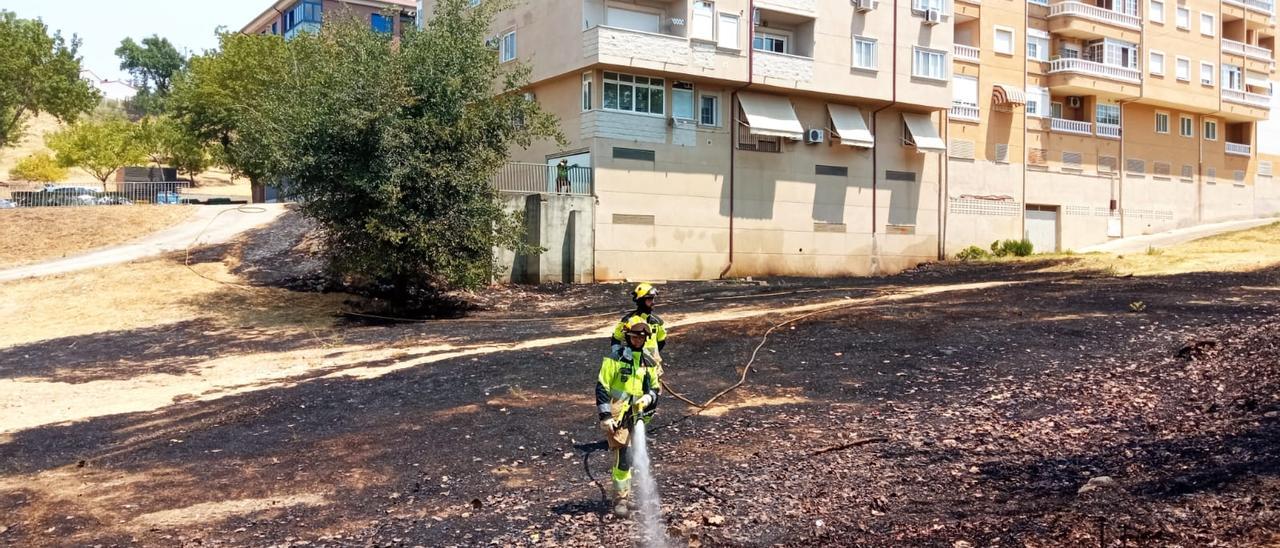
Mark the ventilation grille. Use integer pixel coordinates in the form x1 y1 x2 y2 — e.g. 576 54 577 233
816 165 849 177
1181 164 1194 178
613 214 655 225
1028 148 1048 166
1062 151 1082 170
949 139 976 160
886 170 918 182
813 222 847 233
1154 162 1172 177
1260 161 1273 177
994 143 1009 164
613 147 656 161
1099 156 1118 173
1126 158 1146 174
1235 170 1247 183
1208 167 1217 182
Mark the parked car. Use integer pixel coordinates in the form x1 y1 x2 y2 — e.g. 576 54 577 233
0 198 15 209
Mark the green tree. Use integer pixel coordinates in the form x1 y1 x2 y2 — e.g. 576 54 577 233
0 11 100 149
8 152 67 183
46 117 147 187
134 116 210 182
115 36 186 117
173 0 561 293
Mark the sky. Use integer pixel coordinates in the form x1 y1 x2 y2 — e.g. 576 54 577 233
4 0 270 84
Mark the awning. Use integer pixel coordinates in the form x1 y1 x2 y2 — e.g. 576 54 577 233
738 92 804 140
993 84 1026 105
827 104 874 148
1247 72 1272 89
901 113 946 153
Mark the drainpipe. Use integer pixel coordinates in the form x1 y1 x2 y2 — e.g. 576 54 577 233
940 110 948 260
719 0 754 280
868 0 899 274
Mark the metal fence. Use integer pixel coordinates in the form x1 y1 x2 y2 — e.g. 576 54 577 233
491 162 592 195
0 182 195 208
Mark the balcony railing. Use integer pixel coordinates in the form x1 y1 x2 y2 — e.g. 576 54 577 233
492 163 593 195
1224 0 1275 15
1049 58 1141 83
1051 118 1094 135
950 103 980 121
1222 39 1276 67
1223 88 1273 108
1096 123 1121 139
954 44 980 63
1226 142 1253 156
284 21 322 40
1047 2 1141 29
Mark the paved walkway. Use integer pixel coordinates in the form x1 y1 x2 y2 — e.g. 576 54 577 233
0 204 287 282
1080 216 1278 254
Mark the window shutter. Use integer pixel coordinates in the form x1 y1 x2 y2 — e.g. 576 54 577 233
949 139 976 160
1126 158 1145 174
1062 151 1082 170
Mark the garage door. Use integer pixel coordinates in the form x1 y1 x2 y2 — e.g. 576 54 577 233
1024 206 1058 253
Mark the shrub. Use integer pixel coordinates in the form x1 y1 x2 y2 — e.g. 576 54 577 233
9 152 67 182
955 245 990 261
991 238 1034 257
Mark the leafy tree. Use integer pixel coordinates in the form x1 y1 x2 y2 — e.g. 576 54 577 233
9 152 67 183
0 11 100 149
173 0 561 293
46 117 147 187
134 116 210 182
115 36 186 117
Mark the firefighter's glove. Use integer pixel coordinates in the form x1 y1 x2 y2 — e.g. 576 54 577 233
636 394 654 409
599 418 617 436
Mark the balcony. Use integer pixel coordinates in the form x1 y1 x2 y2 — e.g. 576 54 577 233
1223 89 1273 109
584 26 738 78
753 50 815 84
491 162 593 195
1226 142 1253 156
1222 39 1277 69
950 103 980 121
1224 0 1274 15
1051 118 1094 135
1096 123 1121 139
1048 2 1141 31
283 21 321 40
1048 58 1141 83
954 44 980 63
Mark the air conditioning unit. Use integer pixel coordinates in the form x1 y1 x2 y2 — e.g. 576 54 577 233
806 128 826 144
1067 96 1083 108
854 0 879 11
925 8 942 24
484 36 500 49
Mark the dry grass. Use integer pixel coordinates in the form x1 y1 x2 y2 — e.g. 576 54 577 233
1028 221 1280 276
0 206 197 268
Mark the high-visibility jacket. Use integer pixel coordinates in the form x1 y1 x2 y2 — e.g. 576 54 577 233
610 311 666 354
595 346 663 422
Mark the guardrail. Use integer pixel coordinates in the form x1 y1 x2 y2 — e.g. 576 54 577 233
1051 117 1094 135
491 163 593 195
1049 57 1141 83
1096 123 1121 139
1047 1 1141 29
1224 0 1274 15
950 103 980 121
1226 142 1253 156
1222 39 1276 67
953 44 980 63
1222 88 1273 108
1 182 196 208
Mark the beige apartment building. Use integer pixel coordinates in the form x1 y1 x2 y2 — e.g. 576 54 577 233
244 0 1280 281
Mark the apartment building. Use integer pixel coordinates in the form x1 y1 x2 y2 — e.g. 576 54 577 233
415 0 959 281
241 0 417 38
946 0 1280 253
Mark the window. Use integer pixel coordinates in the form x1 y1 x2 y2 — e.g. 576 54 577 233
284 0 322 34
1175 7 1189 29
1176 57 1190 81
739 124 780 152
1223 64 1244 90
1051 102 1064 119
371 13 394 34
1084 38 1138 69
854 36 878 70
700 94 720 126
1155 111 1170 133
1027 30 1049 61
1201 62 1214 85
581 72 593 112
692 1 715 41
607 7 661 33
1204 119 1218 140
1180 115 1193 137
603 72 665 116
913 0 946 12
1149 0 1164 23
718 14 739 49
1200 12 1215 36
994 26 1015 55
673 82 696 120
753 32 788 53
1149 51 1164 75
1096 104 1120 126
271 22 278 35
953 75 978 107
1026 86 1051 117
912 46 947 80
500 31 516 62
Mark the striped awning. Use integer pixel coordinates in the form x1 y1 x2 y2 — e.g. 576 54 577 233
993 84 1026 105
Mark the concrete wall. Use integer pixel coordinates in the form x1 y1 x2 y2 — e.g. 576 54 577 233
494 193 595 284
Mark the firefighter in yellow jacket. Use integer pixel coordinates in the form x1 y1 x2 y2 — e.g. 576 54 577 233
596 316 663 518
610 282 667 357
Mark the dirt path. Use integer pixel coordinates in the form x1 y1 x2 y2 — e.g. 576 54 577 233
1080 217 1277 254
0 204 286 282
1 263 1278 547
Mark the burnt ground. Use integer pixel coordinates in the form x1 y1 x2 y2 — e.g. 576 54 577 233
1 259 1279 547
